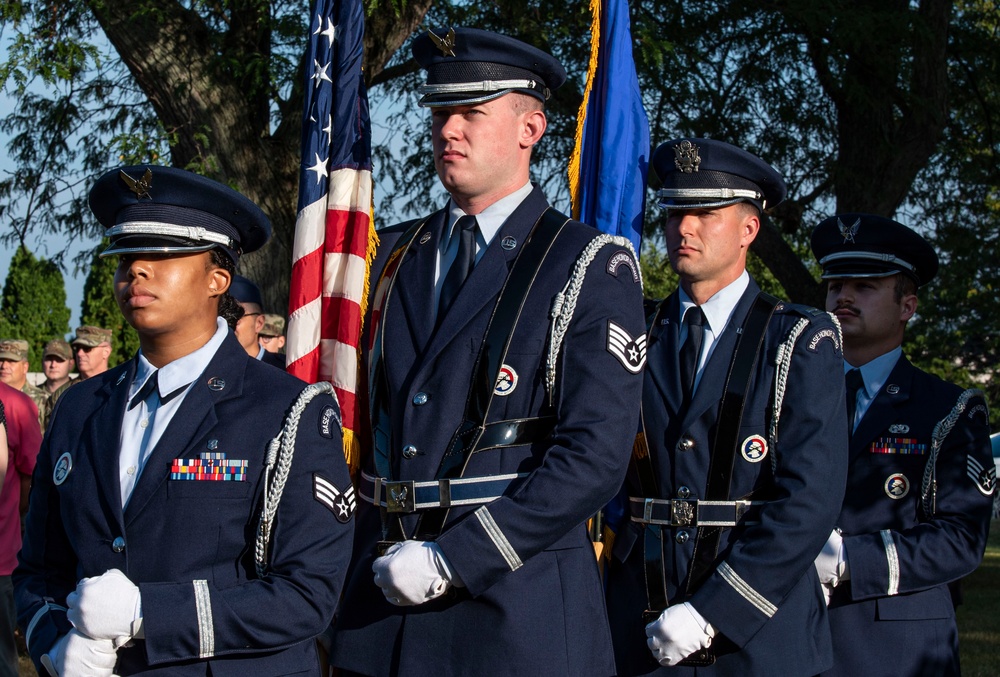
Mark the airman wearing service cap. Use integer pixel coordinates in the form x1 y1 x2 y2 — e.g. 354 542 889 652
14 165 353 676
606 138 848 676
330 26 644 677
810 214 992 677
0 339 50 430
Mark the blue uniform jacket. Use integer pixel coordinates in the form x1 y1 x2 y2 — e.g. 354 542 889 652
821 356 993 677
14 332 355 676
330 187 646 676
607 280 848 676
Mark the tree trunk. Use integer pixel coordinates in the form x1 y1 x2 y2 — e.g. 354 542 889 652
87 0 431 313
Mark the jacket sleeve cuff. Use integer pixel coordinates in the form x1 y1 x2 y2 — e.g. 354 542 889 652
25 602 71 672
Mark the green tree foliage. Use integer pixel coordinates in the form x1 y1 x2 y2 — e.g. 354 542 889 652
0 0 430 312
79 243 138 366
0 245 71 370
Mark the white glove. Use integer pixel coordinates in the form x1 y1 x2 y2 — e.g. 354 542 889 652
645 602 716 667
67 569 142 647
372 540 464 606
814 529 849 605
40 628 119 677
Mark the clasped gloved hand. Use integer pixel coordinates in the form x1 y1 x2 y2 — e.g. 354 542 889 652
40 628 119 677
814 529 849 605
373 540 464 606
67 569 142 647
645 601 716 667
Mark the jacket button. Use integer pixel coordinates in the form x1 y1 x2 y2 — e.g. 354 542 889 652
412 392 429 406
677 486 691 499
112 537 126 553
675 530 689 544
402 445 418 459
677 437 695 452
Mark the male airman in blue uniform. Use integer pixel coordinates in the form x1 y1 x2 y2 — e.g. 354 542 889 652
606 138 848 675
810 214 993 677
329 27 646 676
15 165 355 675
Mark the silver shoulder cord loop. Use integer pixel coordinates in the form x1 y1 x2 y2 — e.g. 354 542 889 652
546 235 640 403
255 381 338 577
921 388 987 518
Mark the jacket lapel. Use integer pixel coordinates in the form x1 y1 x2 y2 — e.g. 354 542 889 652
850 356 914 460
681 280 761 430
644 293 683 416
421 188 550 367
85 364 134 529
124 334 247 525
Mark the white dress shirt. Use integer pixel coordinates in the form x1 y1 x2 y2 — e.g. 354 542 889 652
678 270 751 395
845 346 902 433
118 317 229 507
432 182 534 312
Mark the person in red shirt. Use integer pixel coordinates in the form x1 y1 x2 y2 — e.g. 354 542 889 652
0 382 42 677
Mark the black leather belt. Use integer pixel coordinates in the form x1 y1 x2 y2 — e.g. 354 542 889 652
629 497 762 527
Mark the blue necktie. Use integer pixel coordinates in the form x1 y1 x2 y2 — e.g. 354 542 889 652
438 215 478 321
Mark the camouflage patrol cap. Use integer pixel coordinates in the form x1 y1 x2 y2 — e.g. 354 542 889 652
71 326 113 348
0 339 29 362
260 314 285 338
43 338 73 360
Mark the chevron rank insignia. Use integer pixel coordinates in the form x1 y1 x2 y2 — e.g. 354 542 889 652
314 474 356 523
967 455 997 496
607 321 646 373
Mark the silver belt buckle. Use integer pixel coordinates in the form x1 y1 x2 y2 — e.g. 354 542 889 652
384 481 415 513
671 499 695 527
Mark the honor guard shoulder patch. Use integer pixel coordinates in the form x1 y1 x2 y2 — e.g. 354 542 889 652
319 405 341 439
607 321 646 373
606 250 640 283
314 474 356 522
967 402 989 423
967 455 997 496
807 327 840 354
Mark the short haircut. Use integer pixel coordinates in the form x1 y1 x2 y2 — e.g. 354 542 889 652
893 273 918 303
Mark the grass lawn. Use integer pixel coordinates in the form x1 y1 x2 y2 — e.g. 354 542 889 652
959 518 1000 676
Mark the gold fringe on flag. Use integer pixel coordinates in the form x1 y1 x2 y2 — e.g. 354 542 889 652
567 0 602 221
344 196 380 478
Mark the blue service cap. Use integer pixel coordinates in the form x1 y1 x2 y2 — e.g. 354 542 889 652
91 165 271 262
811 213 939 287
412 27 566 107
229 275 264 307
652 138 786 212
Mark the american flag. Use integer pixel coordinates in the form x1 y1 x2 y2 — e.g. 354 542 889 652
286 0 375 473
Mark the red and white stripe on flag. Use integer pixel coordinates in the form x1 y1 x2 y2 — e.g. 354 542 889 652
287 166 374 471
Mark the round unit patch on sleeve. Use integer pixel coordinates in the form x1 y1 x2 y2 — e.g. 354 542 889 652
607 321 647 374
53 452 73 485
313 474 356 523
318 405 341 439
